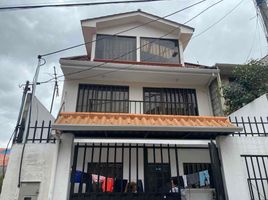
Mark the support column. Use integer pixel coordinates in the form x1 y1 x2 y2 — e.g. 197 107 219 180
52 133 74 200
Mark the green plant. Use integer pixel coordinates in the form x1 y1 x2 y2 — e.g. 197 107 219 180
223 60 268 114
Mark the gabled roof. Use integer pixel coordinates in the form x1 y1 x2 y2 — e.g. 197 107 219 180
81 10 194 31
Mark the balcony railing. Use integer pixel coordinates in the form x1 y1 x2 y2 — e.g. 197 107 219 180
76 99 199 116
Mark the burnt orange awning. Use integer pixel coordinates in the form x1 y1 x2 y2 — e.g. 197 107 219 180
53 112 241 134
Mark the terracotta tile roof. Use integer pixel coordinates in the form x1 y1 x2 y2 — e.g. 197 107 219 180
54 112 239 133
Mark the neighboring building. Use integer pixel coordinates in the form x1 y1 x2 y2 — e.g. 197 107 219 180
0 148 10 176
1 10 268 200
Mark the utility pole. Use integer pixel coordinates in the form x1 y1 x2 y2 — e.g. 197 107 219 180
50 66 59 113
255 0 268 43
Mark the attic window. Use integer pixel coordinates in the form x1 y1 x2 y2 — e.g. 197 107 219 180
140 37 180 64
95 34 136 61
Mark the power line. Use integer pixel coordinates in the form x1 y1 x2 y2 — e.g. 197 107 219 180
0 0 168 11
192 0 245 39
40 0 206 57
39 0 209 84
245 16 259 62
40 0 223 83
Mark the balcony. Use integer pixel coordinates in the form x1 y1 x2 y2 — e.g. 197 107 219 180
76 99 198 116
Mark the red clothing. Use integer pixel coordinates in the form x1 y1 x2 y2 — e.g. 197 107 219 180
102 178 114 192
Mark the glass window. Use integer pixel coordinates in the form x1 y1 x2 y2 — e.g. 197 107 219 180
143 88 198 115
140 38 180 64
76 84 129 113
95 34 136 61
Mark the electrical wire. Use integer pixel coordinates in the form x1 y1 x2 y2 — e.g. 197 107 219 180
245 16 259 62
40 0 222 84
192 0 245 39
40 0 206 58
0 0 169 11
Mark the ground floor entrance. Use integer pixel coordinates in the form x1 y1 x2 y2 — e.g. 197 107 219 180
69 140 224 200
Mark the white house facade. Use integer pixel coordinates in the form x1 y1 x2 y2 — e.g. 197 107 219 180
1 11 268 200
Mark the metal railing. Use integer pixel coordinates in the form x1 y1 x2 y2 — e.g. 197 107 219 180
76 99 199 116
14 120 55 143
229 116 268 136
241 155 268 200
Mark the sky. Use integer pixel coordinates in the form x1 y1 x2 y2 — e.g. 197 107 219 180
0 0 267 147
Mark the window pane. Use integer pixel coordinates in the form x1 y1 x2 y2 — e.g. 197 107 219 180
95 34 136 61
141 38 180 64
76 84 129 113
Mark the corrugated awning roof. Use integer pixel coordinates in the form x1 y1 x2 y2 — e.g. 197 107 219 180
53 112 241 134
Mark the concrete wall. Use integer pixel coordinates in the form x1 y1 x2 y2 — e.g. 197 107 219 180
229 93 268 118
217 136 268 200
0 143 57 200
61 79 213 116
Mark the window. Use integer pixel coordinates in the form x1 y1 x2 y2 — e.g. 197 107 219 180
143 88 198 115
140 37 180 64
76 84 129 113
95 34 136 61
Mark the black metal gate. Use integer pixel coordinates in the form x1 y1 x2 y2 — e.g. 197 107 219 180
209 141 226 200
69 143 185 200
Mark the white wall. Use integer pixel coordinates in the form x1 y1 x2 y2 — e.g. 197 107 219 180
61 80 213 116
217 136 268 200
229 93 268 118
0 143 57 200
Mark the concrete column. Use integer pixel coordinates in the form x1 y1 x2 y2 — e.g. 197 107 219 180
52 133 74 200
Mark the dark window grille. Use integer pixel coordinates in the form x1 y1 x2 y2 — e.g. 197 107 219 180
229 116 268 136
76 84 129 113
140 37 180 64
143 88 198 115
95 34 137 61
183 163 213 188
69 143 191 200
241 155 268 200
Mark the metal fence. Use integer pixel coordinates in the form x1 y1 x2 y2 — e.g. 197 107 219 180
241 155 268 200
229 116 268 136
14 120 55 143
69 143 213 200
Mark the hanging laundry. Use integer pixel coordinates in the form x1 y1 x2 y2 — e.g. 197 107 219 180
102 178 114 192
92 174 106 183
199 170 210 187
74 171 82 183
182 175 187 188
186 173 199 187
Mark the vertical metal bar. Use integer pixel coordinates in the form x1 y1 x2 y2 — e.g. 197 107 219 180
160 144 165 193
40 120 45 143
32 120 38 143
244 156 255 200
79 144 87 193
229 117 234 136
81 85 85 112
241 117 246 136
235 117 240 136
113 143 117 180
153 144 156 164
121 143 124 192
248 117 254 136
136 144 139 193
86 143 94 193
70 144 79 196
260 117 267 136
261 157 268 186
105 144 110 192
254 117 260 136
97 143 102 192
175 145 181 197
46 120 52 143
256 156 266 199
129 144 131 188
250 156 261 200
